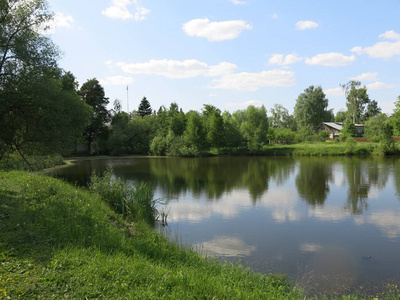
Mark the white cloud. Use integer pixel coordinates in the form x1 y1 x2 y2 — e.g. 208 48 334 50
324 87 343 96
99 76 134 86
230 0 246 4
210 69 296 91
269 53 303 66
366 82 396 90
225 100 265 108
350 72 378 82
40 12 74 34
102 0 150 21
182 18 252 42
272 13 278 19
351 30 400 59
305 52 355 67
295 20 319 30
379 30 400 41
116 59 237 79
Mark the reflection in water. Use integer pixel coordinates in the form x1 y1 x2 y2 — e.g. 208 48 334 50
197 236 256 257
355 211 400 239
296 158 333 206
48 156 400 297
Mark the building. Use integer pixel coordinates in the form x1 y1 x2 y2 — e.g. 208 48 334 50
316 122 365 139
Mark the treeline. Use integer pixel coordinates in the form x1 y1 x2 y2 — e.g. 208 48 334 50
2 0 400 164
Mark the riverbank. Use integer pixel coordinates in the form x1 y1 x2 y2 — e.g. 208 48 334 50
0 171 304 299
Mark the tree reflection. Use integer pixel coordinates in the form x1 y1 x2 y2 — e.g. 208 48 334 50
343 157 389 214
147 157 294 202
295 158 333 206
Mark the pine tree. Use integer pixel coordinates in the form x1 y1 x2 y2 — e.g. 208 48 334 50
138 97 152 117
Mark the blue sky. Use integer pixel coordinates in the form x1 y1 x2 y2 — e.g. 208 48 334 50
46 0 400 115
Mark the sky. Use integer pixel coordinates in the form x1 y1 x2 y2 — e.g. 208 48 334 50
45 0 400 115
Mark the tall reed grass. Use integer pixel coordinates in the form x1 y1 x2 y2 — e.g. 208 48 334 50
90 169 161 225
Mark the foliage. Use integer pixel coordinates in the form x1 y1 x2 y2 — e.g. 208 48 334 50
0 1 91 166
340 123 359 140
390 96 400 136
79 78 111 154
138 96 152 117
233 105 269 153
345 137 357 154
269 103 296 130
294 85 333 130
364 113 389 142
340 81 379 123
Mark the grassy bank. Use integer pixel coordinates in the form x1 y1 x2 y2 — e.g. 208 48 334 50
0 171 305 299
213 141 399 157
0 154 64 171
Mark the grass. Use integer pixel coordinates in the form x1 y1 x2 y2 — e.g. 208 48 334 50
261 141 379 156
90 169 161 225
0 153 64 171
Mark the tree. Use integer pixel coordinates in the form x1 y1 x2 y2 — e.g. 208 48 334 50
138 96 152 117
364 113 389 141
340 81 371 124
269 104 294 129
79 78 110 153
0 1 92 164
202 105 224 152
294 85 333 130
335 109 347 122
233 105 269 153
390 96 400 136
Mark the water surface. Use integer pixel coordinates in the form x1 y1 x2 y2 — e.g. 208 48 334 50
48 156 400 296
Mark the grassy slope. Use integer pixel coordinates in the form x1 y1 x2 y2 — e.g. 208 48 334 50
0 171 305 299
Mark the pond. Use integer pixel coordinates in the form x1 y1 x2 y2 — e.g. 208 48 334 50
47 156 400 296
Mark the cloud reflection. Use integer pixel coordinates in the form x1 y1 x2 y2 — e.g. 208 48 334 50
196 236 256 257
355 211 400 239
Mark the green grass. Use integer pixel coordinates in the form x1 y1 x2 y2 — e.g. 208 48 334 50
0 153 64 171
261 141 379 156
1 171 398 299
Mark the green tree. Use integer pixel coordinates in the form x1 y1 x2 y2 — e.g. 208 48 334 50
340 81 371 124
389 96 400 136
269 104 296 129
233 105 269 153
334 109 347 122
138 96 152 117
364 113 389 141
202 105 224 152
79 78 111 154
0 1 92 164
183 110 206 150
294 85 333 131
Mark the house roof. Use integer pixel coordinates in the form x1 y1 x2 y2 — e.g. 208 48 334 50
322 122 343 131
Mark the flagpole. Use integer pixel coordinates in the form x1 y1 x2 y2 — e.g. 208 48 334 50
127 85 129 113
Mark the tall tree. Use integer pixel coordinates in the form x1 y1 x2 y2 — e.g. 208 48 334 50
202 105 224 152
340 81 371 123
233 105 269 153
0 1 91 164
79 78 110 153
138 96 152 117
294 85 333 130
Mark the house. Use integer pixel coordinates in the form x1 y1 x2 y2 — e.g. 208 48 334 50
316 122 365 139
